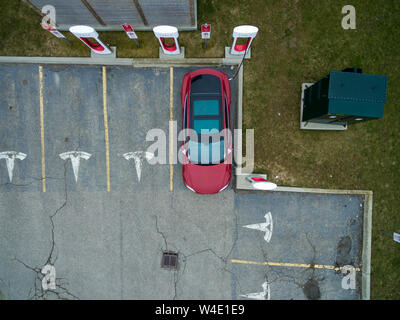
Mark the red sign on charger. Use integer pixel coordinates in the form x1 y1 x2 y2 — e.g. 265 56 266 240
41 23 65 38
201 24 211 39
122 24 138 39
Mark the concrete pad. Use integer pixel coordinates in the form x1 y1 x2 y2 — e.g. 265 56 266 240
236 173 267 190
159 47 185 59
300 83 348 130
91 46 117 59
225 47 251 60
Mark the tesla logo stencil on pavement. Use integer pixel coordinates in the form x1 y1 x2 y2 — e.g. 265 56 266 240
240 282 270 300
59 151 92 183
0 151 27 182
243 211 273 242
123 151 154 182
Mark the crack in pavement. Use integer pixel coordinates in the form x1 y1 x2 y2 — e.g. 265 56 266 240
155 215 169 252
153 198 240 300
13 257 79 300
154 214 181 300
253 232 325 300
0 175 66 191
46 162 68 265
12 161 79 300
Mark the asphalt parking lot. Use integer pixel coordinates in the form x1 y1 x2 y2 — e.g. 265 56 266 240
233 191 365 300
0 63 367 300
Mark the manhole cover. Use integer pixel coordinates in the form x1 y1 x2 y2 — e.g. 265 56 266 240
161 251 178 270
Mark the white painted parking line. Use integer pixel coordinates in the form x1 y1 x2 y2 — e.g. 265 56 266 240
240 282 270 300
59 151 92 183
123 151 154 182
0 151 27 182
243 211 273 242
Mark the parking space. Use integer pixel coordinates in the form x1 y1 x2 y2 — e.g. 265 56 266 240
171 66 238 192
232 191 364 300
0 63 366 300
42 65 107 192
0 64 41 191
107 66 171 191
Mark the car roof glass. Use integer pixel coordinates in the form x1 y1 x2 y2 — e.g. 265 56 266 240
193 99 219 116
193 119 220 135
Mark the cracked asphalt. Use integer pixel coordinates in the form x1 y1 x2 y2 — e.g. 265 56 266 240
233 191 364 299
0 64 365 300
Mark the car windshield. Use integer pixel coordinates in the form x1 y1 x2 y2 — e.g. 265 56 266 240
188 137 225 165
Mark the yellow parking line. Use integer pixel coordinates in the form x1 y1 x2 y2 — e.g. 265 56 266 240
231 259 361 272
169 67 174 191
39 66 46 193
102 66 111 192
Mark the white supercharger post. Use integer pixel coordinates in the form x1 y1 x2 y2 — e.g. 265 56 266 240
153 25 180 55
246 176 277 190
230 25 259 55
69 25 112 55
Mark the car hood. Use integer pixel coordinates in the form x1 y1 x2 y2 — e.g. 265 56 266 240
183 162 232 194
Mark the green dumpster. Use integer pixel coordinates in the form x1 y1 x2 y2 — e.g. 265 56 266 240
302 68 388 126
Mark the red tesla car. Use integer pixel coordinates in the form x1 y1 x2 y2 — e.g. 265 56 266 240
180 69 232 194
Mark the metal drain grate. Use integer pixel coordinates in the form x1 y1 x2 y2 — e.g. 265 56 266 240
161 251 178 270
